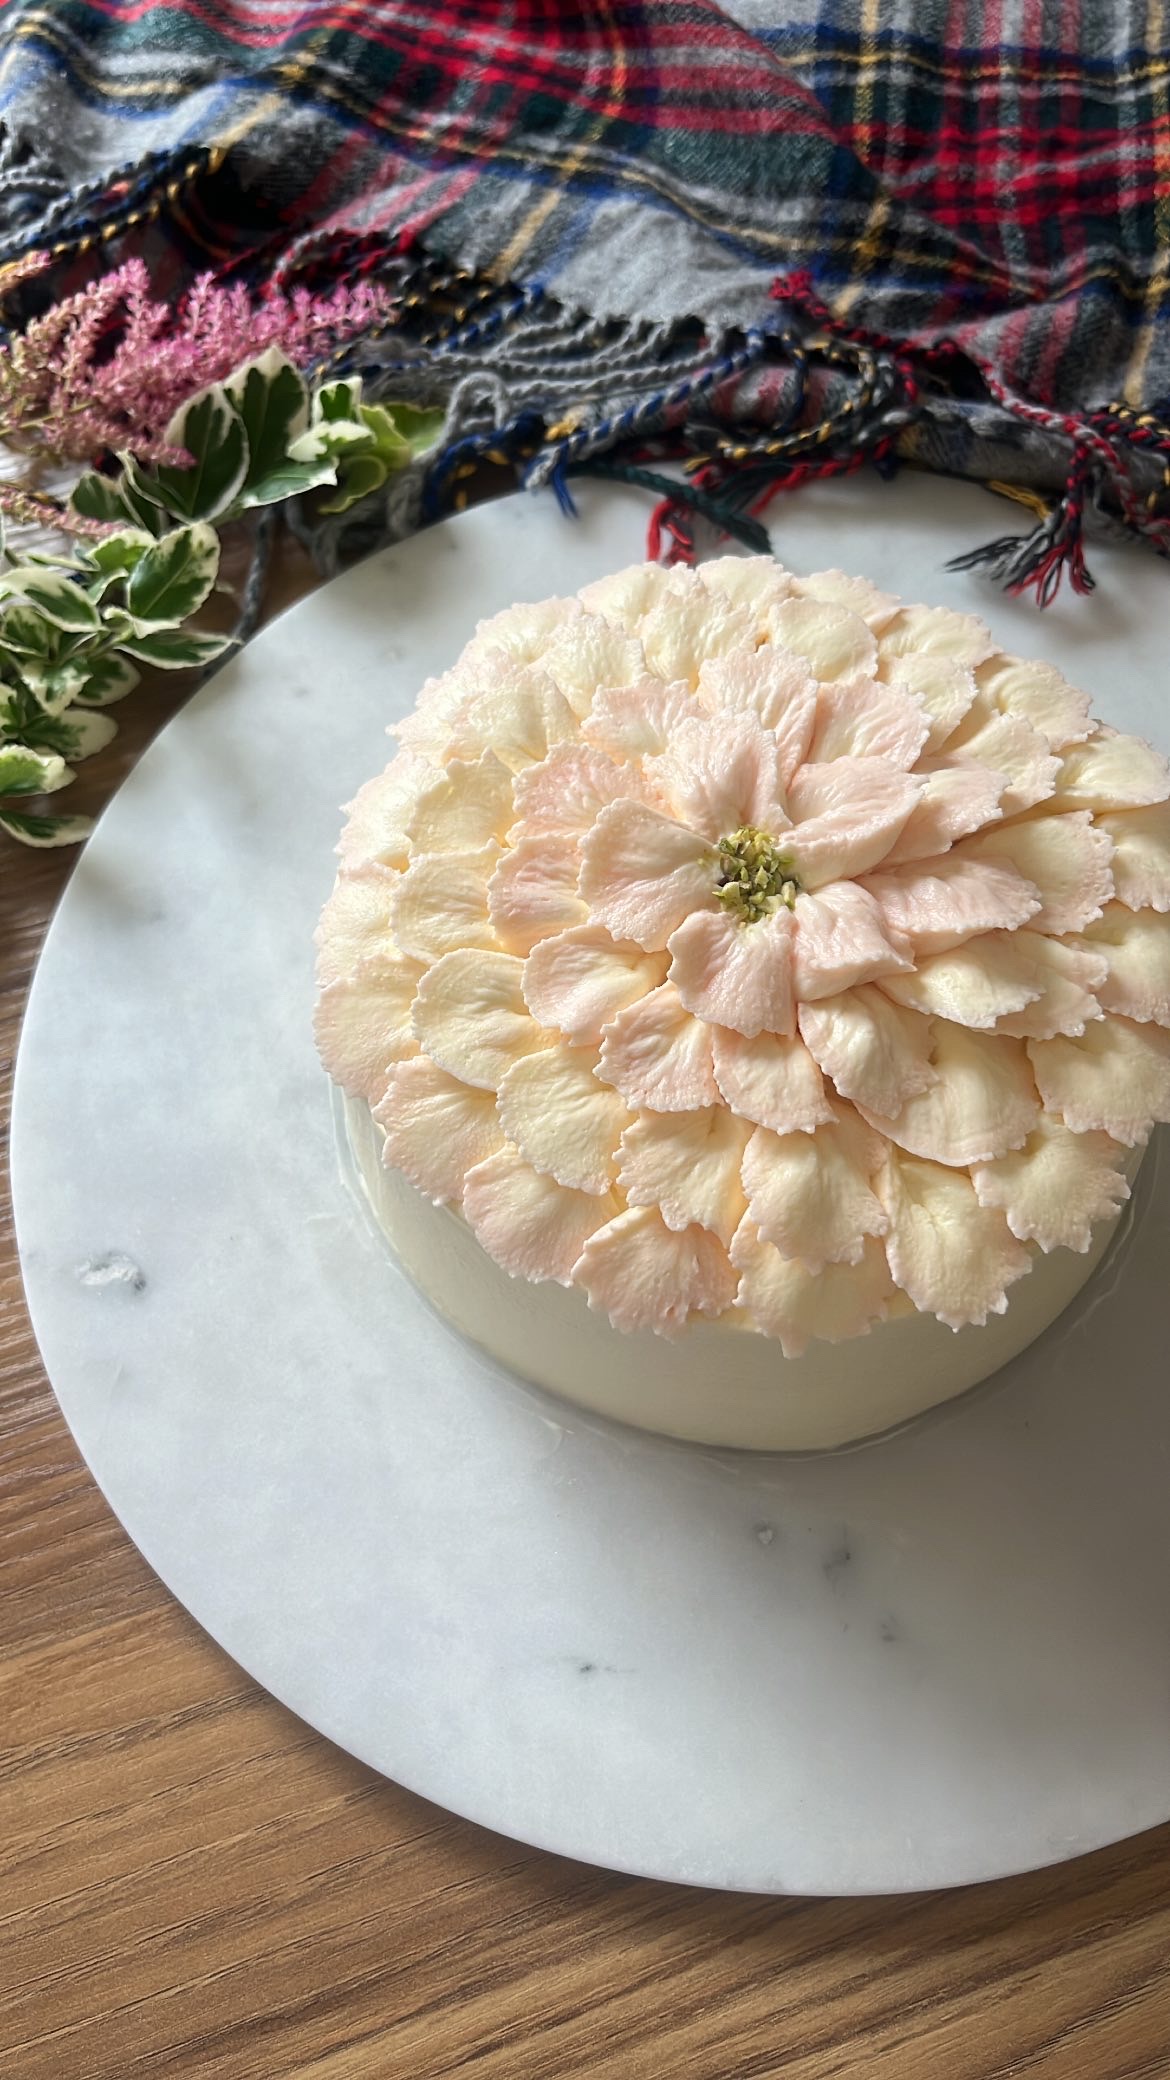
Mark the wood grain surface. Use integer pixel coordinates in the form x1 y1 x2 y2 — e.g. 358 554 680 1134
3 530 1170 2080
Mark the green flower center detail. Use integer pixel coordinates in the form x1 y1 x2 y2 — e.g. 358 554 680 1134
714 825 801 923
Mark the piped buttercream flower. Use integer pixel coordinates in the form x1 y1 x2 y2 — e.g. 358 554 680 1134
316 557 1170 1353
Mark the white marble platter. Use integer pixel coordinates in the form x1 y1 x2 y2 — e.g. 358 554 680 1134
12 474 1170 1896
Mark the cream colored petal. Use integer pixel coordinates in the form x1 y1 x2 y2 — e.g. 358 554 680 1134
618 1106 752 1242
697 554 795 621
792 880 913 998
487 835 587 955
538 613 647 716
645 710 788 840
412 949 547 1090
763 597 877 680
462 1148 619 1285
877 1151 1030 1329
668 907 797 1038
497 1043 630 1194
447 661 578 771
711 1026 835 1134
638 591 755 685
1028 1016 1170 1144
1098 802 1170 913
372 1059 505 1206
1080 903 1170 1025
880 758 1005 866
946 701 1060 814
880 930 1044 1029
730 1222 895 1357
995 932 1106 1041
740 1111 887 1270
788 757 919 886
573 1205 738 1336
881 653 977 750
697 648 818 782
971 1118 1131 1253
798 985 936 1117
391 843 500 962
808 676 929 769
583 676 707 759
404 752 514 853
958 811 1114 934
863 853 1040 955
596 983 720 1110
578 562 675 630
1053 727 1170 812
313 955 422 1102
877 603 994 667
579 798 716 951
522 926 667 1044
462 594 582 668
315 864 400 984
793 568 900 629
394 669 474 758
975 653 1092 748
859 1023 1039 1166
339 749 433 870
511 745 642 839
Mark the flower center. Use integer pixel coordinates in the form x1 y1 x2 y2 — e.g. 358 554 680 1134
714 825 801 924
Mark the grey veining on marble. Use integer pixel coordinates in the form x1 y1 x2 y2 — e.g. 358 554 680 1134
12 476 1170 1896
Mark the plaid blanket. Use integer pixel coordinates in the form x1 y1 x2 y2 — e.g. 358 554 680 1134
0 0 1168 595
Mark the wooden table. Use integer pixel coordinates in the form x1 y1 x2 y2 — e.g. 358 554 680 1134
4 535 1170 2080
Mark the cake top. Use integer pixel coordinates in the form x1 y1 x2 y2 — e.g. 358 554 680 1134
316 556 1170 1351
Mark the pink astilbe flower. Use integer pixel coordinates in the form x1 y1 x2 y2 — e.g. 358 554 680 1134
0 258 392 467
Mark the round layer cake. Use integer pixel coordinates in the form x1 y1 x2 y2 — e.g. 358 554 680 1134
315 555 1170 1451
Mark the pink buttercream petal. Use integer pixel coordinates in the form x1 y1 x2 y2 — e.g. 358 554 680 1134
579 798 716 951
404 752 514 854
859 1024 1040 1166
798 985 936 1117
1029 1017 1170 1144
792 880 913 1000
645 710 789 840
730 1221 895 1357
877 1151 1030 1329
583 677 707 760
880 758 1005 867
313 954 422 1102
668 907 797 1039
880 930 1045 1029
496 1043 630 1194
972 1119 1131 1254
447 661 578 771
880 653 977 751
787 757 919 886
975 654 1092 749
740 1108 887 1270
1080 904 1170 1025
315 864 400 985
697 650 818 785
392 842 500 962
946 703 1060 815
412 949 548 1090
511 745 643 839
596 983 719 1110
958 812 1114 934
487 835 587 955
574 1205 738 1337
1053 727 1170 813
995 932 1106 1041
1100 803 1170 913
862 853 1040 955
764 597 878 681
522 926 667 1044
462 1148 619 1285
618 1107 752 1243
878 603 995 668
793 568 900 629
711 1026 835 1134
339 749 434 869
372 1059 504 1206
809 676 929 770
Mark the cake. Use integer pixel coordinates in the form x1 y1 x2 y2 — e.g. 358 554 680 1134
315 556 1170 1450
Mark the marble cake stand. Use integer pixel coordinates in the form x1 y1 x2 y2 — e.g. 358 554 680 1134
12 475 1170 1896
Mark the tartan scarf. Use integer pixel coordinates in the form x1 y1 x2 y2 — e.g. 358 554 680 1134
1 0 1168 597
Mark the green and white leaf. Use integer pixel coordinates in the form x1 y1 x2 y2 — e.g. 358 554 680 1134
0 743 71 794
233 456 338 507
0 568 101 632
316 378 363 424
320 452 389 514
227 349 310 506
149 386 249 522
106 618 236 670
71 654 140 707
52 706 119 759
69 470 147 528
0 600 58 655
123 523 220 630
18 658 90 715
82 528 157 580
0 805 94 846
